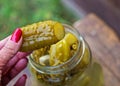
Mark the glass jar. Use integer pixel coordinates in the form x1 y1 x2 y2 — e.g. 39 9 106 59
28 24 92 86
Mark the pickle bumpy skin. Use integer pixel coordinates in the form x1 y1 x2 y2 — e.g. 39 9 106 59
20 21 65 52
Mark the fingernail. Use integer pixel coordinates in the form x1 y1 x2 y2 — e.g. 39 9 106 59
23 74 27 79
11 28 22 43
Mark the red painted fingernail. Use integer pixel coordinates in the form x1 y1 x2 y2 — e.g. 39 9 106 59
11 28 22 43
23 74 27 79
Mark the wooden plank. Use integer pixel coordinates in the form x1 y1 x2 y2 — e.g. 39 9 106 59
62 0 120 37
74 13 120 86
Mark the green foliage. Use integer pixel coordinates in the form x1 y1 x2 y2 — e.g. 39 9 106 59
0 0 79 39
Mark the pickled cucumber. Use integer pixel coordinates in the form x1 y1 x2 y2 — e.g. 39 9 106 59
20 21 65 52
49 33 78 66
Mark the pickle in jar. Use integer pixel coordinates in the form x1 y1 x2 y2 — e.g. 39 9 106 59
49 33 78 66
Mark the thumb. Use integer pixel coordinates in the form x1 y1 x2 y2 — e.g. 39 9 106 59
0 28 22 68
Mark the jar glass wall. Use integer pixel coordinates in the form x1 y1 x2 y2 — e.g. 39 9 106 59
28 24 92 86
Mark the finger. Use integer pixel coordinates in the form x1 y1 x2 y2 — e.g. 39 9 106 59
3 52 30 75
0 36 9 49
9 58 28 79
14 74 27 86
2 58 28 85
0 29 22 69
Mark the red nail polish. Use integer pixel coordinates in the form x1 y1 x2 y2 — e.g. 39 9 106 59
11 28 22 43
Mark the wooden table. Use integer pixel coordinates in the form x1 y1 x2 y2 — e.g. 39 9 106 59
8 14 120 86
74 13 120 86
63 0 120 37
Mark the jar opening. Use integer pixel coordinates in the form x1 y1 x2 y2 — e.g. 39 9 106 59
29 24 85 74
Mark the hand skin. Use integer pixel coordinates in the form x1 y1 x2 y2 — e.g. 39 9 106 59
0 29 30 86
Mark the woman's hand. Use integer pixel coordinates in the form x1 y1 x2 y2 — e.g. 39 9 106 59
0 28 30 86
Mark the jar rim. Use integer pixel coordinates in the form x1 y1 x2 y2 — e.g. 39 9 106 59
29 24 86 74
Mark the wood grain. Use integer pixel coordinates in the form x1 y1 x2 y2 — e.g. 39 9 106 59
73 14 120 86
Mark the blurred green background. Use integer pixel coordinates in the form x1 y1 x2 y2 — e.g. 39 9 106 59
0 0 80 40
